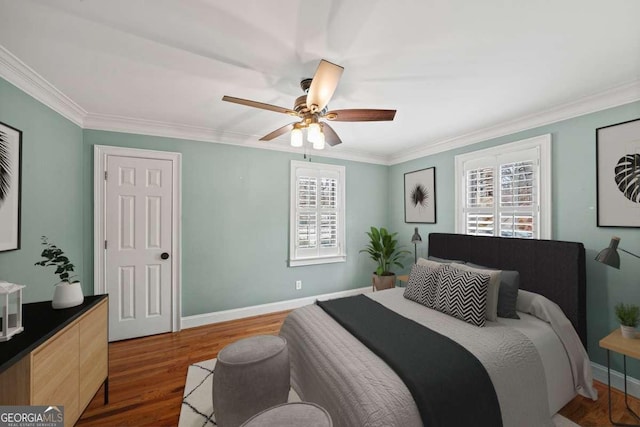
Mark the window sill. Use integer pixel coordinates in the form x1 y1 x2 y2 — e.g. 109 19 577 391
289 255 347 267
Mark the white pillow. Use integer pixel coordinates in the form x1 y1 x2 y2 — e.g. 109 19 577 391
416 257 443 269
448 263 501 322
515 289 598 400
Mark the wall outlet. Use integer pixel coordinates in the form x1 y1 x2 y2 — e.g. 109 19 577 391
295 280 302 290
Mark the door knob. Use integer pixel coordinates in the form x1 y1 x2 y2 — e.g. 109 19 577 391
161 252 170 260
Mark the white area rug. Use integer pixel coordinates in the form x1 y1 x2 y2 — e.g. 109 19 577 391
179 358 581 427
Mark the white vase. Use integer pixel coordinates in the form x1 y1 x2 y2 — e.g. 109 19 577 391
620 324 637 339
52 282 84 309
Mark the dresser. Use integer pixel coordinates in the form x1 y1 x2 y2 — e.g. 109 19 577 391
0 295 108 427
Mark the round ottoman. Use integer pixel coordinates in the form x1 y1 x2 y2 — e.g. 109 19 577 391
240 402 333 427
213 335 290 427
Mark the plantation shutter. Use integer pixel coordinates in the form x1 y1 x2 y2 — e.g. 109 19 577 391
290 161 345 265
462 147 540 239
466 165 495 236
499 157 536 238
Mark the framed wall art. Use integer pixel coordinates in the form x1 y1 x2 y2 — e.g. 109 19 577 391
404 167 436 223
0 121 22 251
596 117 640 228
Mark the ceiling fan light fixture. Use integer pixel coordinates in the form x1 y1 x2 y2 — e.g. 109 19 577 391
308 122 321 143
312 131 325 150
223 59 395 150
290 126 303 147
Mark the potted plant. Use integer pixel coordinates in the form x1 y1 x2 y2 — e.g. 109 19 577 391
615 303 639 339
35 236 84 309
360 227 411 291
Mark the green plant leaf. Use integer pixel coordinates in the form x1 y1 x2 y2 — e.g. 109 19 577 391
34 238 79 285
615 303 640 327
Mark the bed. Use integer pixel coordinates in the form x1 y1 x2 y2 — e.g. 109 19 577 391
280 233 597 427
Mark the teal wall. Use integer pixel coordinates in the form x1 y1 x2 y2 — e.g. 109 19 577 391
82 130 389 316
0 75 388 315
389 101 640 374
3 72 640 376
0 78 85 303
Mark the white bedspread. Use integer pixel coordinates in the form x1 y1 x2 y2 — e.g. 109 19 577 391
516 290 598 401
281 288 555 427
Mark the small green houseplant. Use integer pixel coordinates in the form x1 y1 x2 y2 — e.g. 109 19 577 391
360 227 411 291
35 236 84 309
35 236 79 285
615 303 639 339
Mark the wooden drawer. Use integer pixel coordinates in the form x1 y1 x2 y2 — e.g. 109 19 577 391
32 324 80 427
0 297 108 427
79 300 108 410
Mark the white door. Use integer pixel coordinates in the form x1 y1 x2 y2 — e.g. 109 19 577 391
105 154 173 341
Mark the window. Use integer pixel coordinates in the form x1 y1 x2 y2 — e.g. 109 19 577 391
290 161 346 266
455 134 551 239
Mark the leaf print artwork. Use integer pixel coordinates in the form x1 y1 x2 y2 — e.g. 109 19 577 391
614 154 640 203
0 129 11 205
411 183 429 208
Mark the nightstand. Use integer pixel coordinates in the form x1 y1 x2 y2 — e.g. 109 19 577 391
599 328 640 426
397 275 409 287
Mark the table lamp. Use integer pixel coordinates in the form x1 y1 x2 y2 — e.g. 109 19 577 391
411 227 422 264
595 236 640 269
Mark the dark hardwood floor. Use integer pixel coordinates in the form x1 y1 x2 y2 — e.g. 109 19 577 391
78 310 639 426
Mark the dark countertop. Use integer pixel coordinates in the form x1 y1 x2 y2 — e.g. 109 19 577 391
0 294 108 374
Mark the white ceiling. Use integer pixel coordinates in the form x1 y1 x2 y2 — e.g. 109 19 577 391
0 0 639 164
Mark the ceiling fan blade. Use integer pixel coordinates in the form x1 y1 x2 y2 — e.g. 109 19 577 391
325 109 396 122
222 96 297 116
259 123 297 141
306 60 344 113
322 123 342 146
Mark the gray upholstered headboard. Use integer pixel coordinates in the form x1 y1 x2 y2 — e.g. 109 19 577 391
428 233 587 346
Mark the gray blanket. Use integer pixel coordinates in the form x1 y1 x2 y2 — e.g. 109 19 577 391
280 289 552 427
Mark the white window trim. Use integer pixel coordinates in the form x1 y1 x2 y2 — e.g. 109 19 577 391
289 160 346 267
454 134 552 239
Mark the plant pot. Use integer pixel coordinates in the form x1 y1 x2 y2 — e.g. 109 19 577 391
52 282 84 309
620 325 637 339
372 274 396 291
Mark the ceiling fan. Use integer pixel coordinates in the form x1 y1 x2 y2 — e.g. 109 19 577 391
222 59 396 150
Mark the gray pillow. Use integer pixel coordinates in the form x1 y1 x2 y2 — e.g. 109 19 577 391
427 256 465 264
467 262 520 319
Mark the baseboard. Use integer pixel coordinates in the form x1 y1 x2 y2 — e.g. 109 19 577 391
591 361 640 399
182 286 371 329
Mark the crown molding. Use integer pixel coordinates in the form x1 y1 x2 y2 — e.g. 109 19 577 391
0 45 87 127
2 44 638 166
83 113 390 165
389 80 640 165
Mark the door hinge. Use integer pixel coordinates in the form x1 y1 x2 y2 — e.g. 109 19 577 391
104 171 108 180
104 240 108 250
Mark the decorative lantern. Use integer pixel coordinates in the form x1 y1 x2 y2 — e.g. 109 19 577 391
0 281 25 342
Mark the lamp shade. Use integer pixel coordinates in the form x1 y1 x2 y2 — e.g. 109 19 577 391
308 122 321 143
290 127 303 147
595 236 621 269
312 131 325 150
411 227 422 244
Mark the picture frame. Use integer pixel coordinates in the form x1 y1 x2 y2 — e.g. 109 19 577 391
596 117 640 228
0 121 22 251
404 167 436 223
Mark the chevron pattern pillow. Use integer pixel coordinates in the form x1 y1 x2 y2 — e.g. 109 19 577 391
403 263 442 307
435 264 491 327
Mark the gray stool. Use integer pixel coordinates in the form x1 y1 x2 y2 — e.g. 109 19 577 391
240 402 333 427
213 335 290 427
